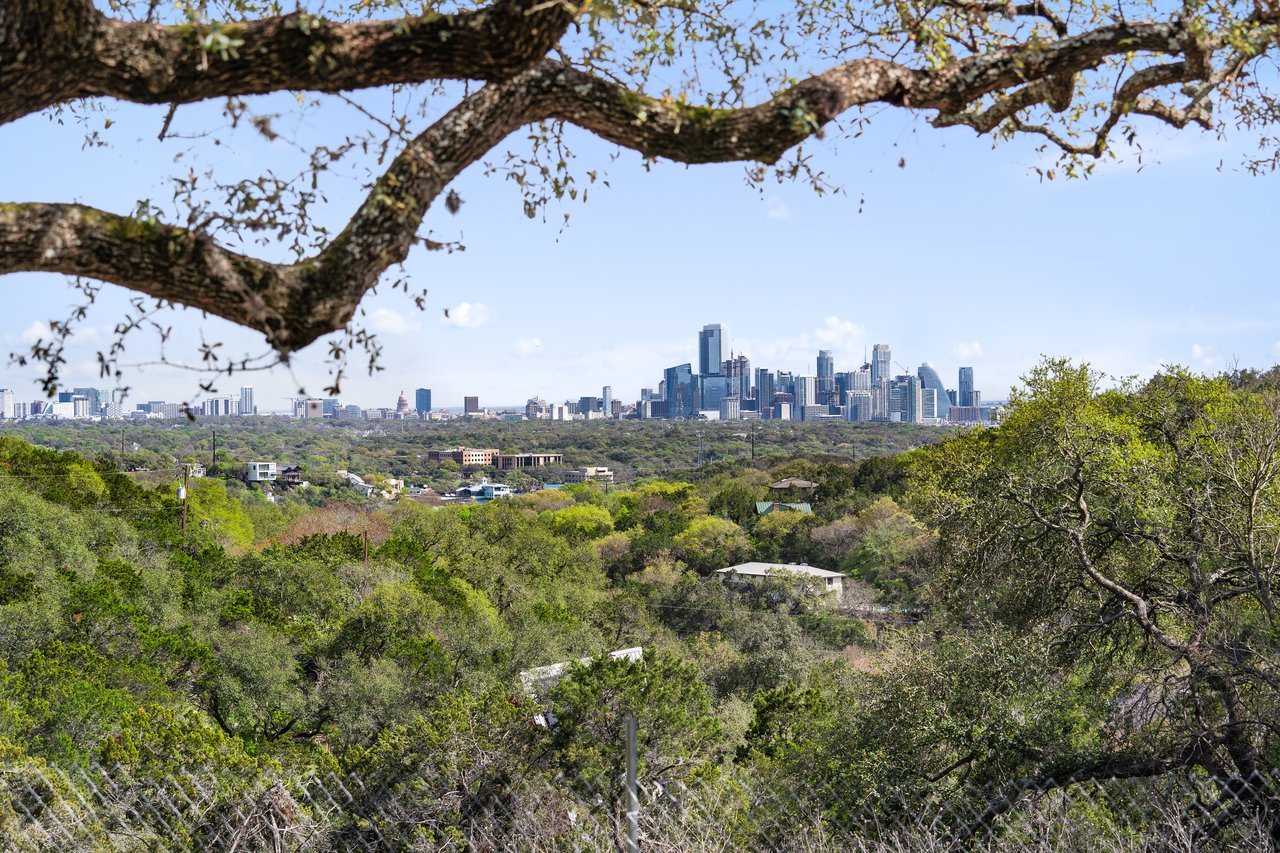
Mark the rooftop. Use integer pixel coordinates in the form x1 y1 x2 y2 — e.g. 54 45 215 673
717 562 845 580
769 478 818 490
756 501 813 515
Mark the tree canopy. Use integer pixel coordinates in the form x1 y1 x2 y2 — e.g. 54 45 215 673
8 367 1280 843
910 361 1280 825
3 0 1277 388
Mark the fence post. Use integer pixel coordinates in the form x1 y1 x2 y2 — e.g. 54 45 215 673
625 714 640 853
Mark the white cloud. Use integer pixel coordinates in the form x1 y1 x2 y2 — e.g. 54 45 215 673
953 341 984 360
763 196 791 221
814 315 864 346
444 302 493 328
9 322 103 348
513 337 543 356
739 317 868 372
68 359 105 380
1191 342 1218 367
20 321 49 344
368 307 421 336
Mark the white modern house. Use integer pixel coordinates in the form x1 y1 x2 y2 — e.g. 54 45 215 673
246 461 278 482
716 562 848 603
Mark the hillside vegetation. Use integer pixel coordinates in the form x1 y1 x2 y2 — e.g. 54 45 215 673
2 362 1279 847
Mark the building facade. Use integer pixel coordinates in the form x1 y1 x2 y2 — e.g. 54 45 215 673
495 452 564 470
664 363 695 419
429 447 499 466
755 368 774 410
872 344 892 386
958 367 975 407
917 363 948 422
793 376 817 418
817 350 834 403
698 324 723 376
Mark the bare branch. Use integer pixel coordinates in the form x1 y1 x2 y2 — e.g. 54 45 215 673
0 70 540 354
939 0 1070 37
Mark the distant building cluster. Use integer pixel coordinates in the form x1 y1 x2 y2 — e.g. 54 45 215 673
637 324 994 425
0 323 997 426
507 324 995 425
426 447 564 470
0 386 258 421
286 390 498 422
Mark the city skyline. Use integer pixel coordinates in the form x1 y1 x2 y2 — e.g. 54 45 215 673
0 320 988 425
0 315 983 414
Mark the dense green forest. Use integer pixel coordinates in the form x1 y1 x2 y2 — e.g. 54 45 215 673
3 362 1280 848
0 417 945 494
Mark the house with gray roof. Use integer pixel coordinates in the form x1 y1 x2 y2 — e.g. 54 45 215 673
716 562 848 603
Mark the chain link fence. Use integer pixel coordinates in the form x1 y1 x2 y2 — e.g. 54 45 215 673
4 742 1280 851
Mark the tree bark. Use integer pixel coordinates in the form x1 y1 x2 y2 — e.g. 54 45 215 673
0 0 576 126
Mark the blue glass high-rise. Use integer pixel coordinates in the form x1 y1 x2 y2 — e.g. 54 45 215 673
817 350 834 403
958 367 975 407
664 363 695 418
699 324 723 376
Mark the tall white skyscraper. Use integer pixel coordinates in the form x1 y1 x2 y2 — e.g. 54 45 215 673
0 389 13 419
793 376 817 419
871 344 892 386
239 386 255 416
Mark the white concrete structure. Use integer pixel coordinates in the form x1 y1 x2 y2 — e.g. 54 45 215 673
246 462 278 482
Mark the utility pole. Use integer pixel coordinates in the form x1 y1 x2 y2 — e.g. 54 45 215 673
750 424 756 461
180 465 189 535
363 511 370 567
120 428 125 456
211 429 217 468
625 715 639 853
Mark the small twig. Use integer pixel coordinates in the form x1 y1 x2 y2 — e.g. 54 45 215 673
157 103 178 141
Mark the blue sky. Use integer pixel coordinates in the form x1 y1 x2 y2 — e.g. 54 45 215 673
1 77 1277 411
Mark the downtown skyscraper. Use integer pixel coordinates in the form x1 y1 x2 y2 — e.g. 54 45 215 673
958 367 975 407
872 344 892 386
698 324 723 376
817 349 834 403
